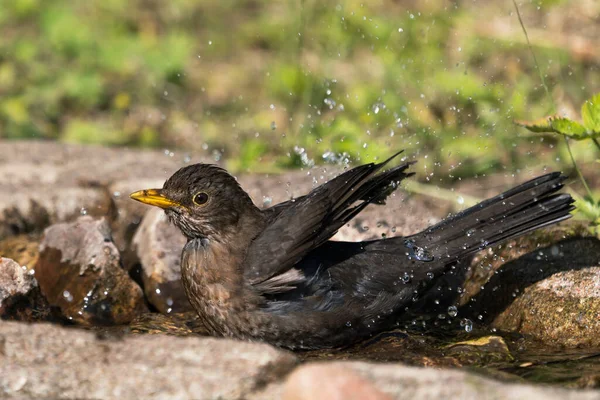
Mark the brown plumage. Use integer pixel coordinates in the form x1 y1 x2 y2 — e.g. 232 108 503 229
130 152 575 349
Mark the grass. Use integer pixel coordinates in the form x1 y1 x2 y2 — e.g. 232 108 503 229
0 0 598 183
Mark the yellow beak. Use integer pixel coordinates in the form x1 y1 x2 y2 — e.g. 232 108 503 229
129 189 182 209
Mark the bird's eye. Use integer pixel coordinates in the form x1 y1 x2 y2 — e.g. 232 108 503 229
193 192 209 206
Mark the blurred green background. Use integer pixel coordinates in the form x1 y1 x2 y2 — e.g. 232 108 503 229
0 0 598 181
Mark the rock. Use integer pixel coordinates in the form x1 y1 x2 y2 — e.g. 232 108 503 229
0 186 113 239
132 207 190 313
0 321 297 400
0 258 36 304
253 361 600 400
35 216 147 325
459 227 586 307
282 364 392 400
107 178 165 264
492 265 600 347
460 237 600 347
0 141 194 240
3 321 598 400
0 257 48 321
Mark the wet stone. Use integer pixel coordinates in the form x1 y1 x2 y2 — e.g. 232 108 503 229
132 207 191 313
492 264 600 348
35 216 147 325
460 236 600 348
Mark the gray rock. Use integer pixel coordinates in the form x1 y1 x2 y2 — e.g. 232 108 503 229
0 257 50 322
0 141 196 240
0 258 36 310
108 178 166 267
36 216 147 325
133 207 190 313
281 364 392 400
0 321 297 400
265 361 600 400
0 186 113 240
2 321 599 400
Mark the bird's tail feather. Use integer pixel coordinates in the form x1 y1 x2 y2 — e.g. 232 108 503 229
410 172 575 261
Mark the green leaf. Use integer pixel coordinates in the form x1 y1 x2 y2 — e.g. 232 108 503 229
549 117 589 140
515 115 588 139
572 192 600 224
514 116 554 133
581 93 600 134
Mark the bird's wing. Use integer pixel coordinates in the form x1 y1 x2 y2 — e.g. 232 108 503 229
245 151 414 293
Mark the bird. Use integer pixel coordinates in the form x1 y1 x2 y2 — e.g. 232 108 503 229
130 151 575 349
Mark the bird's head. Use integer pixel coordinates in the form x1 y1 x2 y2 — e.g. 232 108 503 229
130 164 260 240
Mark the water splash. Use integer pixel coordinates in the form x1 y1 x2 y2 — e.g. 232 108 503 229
404 239 434 262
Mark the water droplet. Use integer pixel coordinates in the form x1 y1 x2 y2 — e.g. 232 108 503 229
457 196 464 205
460 318 473 332
270 121 277 130
404 239 434 262
155 288 161 294
324 98 336 109
262 196 272 207
398 27 404 32
447 306 458 317
401 272 412 284
80 208 87 215
345 321 352 327
63 290 73 302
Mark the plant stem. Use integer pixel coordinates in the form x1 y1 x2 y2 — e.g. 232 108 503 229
564 136 594 199
593 137 600 153
512 0 554 114
513 0 594 199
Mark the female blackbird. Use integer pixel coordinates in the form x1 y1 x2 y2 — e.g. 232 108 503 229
130 152 574 349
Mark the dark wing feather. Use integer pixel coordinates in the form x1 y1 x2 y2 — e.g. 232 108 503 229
244 151 414 292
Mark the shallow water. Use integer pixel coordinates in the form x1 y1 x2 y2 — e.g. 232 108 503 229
121 312 600 389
